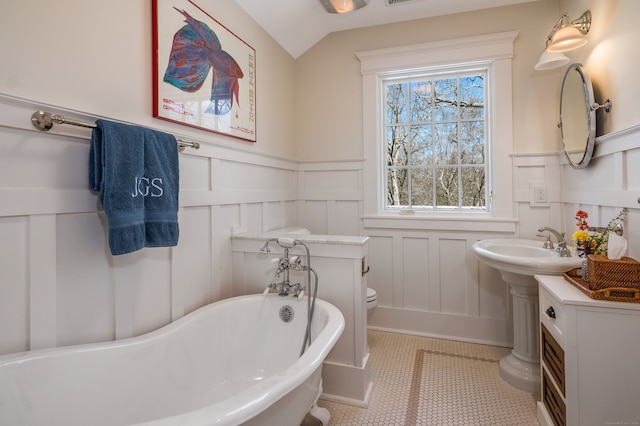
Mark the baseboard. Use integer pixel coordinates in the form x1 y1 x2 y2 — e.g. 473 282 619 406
321 358 372 406
367 306 513 347
320 380 373 408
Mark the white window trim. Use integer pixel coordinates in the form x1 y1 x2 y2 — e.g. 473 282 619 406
356 31 518 233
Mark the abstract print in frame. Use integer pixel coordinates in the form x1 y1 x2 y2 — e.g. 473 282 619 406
153 0 256 142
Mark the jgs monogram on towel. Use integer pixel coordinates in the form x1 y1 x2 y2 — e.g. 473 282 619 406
132 176 164 197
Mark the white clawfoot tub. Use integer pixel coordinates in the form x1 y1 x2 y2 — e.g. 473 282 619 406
0 294 344 426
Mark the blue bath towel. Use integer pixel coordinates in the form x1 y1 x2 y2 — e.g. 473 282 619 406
89 119 179 255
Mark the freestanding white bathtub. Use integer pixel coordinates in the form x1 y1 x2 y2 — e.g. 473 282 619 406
0 294 344 426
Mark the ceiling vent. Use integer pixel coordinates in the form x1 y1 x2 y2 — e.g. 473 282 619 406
386 0 415 5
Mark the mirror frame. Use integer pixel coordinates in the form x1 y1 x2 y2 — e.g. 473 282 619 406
559 63 596 169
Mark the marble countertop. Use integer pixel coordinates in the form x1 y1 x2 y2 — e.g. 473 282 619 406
232 231 369 246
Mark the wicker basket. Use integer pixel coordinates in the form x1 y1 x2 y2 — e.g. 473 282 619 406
564 268 640 303
586 254 640 290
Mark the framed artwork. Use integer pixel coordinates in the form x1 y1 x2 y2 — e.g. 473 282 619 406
153 0 256 142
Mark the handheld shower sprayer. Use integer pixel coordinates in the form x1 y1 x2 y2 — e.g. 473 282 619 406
258 236 319 356
276 237 297 248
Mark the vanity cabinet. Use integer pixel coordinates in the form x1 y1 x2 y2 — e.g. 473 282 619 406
536 275 640 426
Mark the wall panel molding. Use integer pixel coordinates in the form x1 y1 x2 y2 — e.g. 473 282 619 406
5 94 639 355
28 215 58 350
0 95 303 355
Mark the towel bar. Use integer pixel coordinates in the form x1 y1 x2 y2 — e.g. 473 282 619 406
30 110 200 151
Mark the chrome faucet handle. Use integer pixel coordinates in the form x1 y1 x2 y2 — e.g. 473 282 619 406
537 233 554 249
589 223 624 236
556 246 572 257
291 283 304 298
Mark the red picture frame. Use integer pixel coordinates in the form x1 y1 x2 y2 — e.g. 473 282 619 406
152 0 256 142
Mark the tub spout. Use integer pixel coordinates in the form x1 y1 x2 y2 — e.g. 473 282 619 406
264 282 286 295
265 280 305 297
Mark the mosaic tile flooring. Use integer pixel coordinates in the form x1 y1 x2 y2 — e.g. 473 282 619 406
304 330 539 426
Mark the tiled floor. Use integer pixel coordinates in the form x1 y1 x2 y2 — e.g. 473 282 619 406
305 330 539 426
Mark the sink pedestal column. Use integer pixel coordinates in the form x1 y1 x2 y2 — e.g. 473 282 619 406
498 271 540 394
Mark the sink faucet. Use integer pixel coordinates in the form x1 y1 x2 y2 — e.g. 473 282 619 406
537 226 572 257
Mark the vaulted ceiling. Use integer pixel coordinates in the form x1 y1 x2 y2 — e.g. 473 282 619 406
233 0 540 58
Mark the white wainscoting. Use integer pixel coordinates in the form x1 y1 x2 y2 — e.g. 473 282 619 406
4 91 639 356
560 125 640 260
364 230 514 346
295 160 524 346
0 95 299 356
297 160 364 236
295 132 640 347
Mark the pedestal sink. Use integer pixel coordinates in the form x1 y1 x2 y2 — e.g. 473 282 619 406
472 239 582 393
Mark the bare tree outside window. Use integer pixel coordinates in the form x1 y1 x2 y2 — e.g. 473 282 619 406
385 72 487 211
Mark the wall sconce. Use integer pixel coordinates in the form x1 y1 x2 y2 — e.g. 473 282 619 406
535 50 570 71
535 10 591 71
319 0 369 14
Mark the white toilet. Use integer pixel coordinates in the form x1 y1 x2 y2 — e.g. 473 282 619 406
366 287 377 321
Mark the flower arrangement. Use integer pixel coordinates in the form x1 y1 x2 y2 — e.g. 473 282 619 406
572 209 626 258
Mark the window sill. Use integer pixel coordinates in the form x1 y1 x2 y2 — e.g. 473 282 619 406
362 214 517 233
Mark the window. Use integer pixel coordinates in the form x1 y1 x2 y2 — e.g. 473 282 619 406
384 70 487 211
357 32 517 231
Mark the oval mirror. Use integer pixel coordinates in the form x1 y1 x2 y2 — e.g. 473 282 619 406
560 64 595 169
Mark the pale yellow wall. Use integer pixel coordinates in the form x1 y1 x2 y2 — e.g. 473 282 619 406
3 1 635 165
0 0 297 159
295 0 566 160
559 0 640 135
